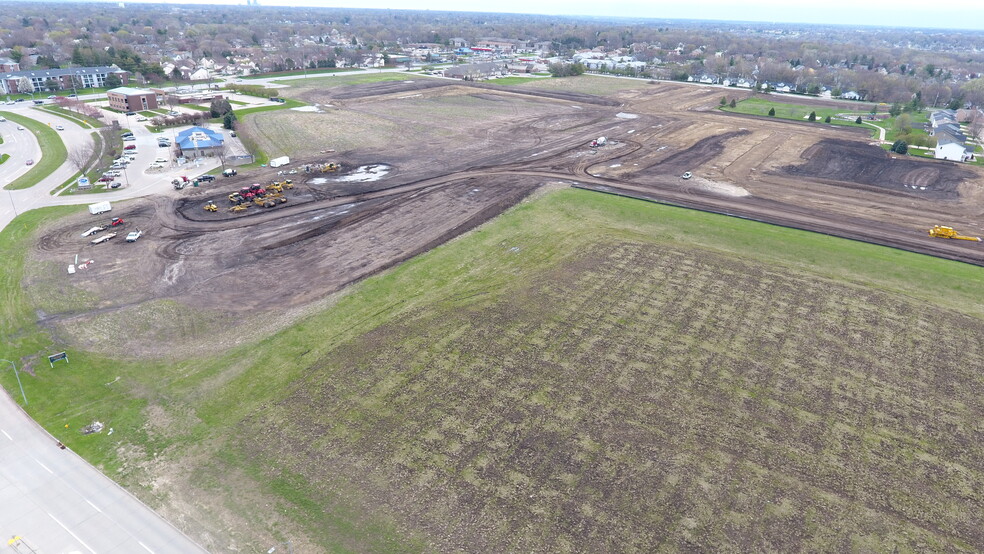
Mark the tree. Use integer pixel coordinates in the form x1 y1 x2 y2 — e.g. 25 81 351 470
768 107 776 116
104 73 122 89
67 143 93 174
824 115 831 123
16 77 34 95
808 111 817 122
223 112 237 129
855 116 863 124
720 96 726 106
209 98 233 118
888 102 903 117
895 113 913 134
890 140 908 155
729 98 736 108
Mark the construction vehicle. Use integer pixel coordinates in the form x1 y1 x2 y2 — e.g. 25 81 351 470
928 225 982 242
110 217 126 227
126 229 143 242
204 201 218 212
229 204 248 213
320 162 340 172
267 182 284 194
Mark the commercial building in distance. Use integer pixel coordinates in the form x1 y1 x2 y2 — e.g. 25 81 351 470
106 86 160 111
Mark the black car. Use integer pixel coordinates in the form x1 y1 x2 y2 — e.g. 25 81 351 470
125 111 136 116
198 175 216 182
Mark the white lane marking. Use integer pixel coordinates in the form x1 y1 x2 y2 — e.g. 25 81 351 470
2 429 11 440
47 512 97 554
35 459 53 474
86 499 102 513
139 540 155 553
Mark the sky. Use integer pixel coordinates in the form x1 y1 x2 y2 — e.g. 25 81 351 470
94 0 984 30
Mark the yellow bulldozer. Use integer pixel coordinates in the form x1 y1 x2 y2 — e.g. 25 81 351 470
320 162 340 172
229 204 248 213
267 182 284 194
204 201 218 212
928 225 982 242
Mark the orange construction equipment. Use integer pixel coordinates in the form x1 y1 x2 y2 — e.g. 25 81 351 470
928 225 982 242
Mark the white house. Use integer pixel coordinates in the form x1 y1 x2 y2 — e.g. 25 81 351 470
935 136 970 161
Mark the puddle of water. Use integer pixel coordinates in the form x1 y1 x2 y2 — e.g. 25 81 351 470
309 166 391 184
610 163 622 168
616 112 639 119
334 164 391 182
292 105 323 112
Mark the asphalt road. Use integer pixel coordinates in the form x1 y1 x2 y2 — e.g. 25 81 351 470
0 386 207 553
1 99 216 553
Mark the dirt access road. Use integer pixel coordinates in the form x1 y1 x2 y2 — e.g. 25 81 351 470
27 79 984 357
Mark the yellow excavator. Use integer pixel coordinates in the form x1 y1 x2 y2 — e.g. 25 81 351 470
928 225 982 242
204 201 218 212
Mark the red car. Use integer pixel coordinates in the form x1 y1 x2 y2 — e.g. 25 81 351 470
124 145 136 150
98 176 113 182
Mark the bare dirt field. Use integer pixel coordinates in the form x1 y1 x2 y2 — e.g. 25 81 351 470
28 79 984 356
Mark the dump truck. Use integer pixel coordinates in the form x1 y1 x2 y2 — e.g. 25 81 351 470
269 156 290 168
88 201 112 215
928 225 982 242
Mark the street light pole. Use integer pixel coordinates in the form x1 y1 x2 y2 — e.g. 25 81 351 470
1 359 28 405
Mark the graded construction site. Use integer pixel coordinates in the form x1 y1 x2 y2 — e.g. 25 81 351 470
17 77 984 552
29 79 984 355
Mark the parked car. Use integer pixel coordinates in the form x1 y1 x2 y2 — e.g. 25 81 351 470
125 111 136 116
98 176 113 182
136 116 148 121
121 132 133 137
124 145 136 150
123 136 136 141
154 156 168 164
16 125 24 130
126 229 143 242
198 175 215 182
168 110 179 116
148 163 165 169
25 159 33 165
110 182 123 189
222 168 237 177
68 93 77 97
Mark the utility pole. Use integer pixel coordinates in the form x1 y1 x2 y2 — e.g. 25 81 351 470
1 359 28 405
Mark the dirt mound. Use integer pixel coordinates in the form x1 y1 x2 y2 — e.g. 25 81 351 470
634 130 751 177
780 139 973 199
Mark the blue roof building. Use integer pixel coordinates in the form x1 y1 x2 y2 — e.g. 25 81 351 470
175 126 224 158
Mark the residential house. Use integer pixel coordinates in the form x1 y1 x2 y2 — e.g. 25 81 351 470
0 57 20 72
443 61 506 80
935 134 971 161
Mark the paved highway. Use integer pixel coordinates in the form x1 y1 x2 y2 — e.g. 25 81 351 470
0 387 207 553
1 98 217 553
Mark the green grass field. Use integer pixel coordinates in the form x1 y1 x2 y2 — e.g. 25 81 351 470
1 111 68 190
3 190 984 551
